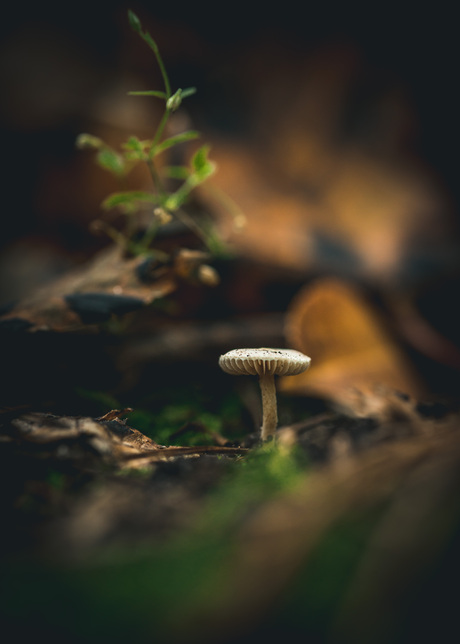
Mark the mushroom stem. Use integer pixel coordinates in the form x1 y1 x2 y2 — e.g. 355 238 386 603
258 373 278 441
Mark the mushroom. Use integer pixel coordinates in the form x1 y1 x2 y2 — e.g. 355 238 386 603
219 348 311 441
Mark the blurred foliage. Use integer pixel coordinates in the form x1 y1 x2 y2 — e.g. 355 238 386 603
0 443 308 642
273 507 386 639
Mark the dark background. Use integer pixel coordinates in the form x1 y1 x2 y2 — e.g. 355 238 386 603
1 1 459 246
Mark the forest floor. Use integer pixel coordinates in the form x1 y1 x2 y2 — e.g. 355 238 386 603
1 243 460 644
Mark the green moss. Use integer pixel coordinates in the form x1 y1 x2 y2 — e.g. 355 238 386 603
125 387 248 446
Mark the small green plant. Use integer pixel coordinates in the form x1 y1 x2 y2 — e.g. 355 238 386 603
77 10 239 258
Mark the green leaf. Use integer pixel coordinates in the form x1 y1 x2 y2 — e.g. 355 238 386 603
163 166 191 180
163 176 200 211
128 10 142 33
192 145 209 172
128 90 167 99
102 191 159 211
122 136 146 153
76 133 104 150
127 9 171 100
96 148 125 176
164 148 216 211
122 136 150 161
180 87 197 99
153 131 200 156
192 145 216 180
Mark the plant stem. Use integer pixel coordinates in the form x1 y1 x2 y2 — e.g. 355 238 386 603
146 158 164 197
137 220 160 253
140 30 171 99
150 109 171 153
258 373 278 441
146 108 172 198
175 207 217 250
151 44 171 99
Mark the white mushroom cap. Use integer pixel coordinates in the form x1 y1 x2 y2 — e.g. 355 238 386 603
219 348 311 377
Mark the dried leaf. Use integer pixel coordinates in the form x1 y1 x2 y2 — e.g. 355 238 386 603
96 408 134 421
1 411 247 470
198 142 316 272
0 245 176 332
199 43 450 284
280 278 425 412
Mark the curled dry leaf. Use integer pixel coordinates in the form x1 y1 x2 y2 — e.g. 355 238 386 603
1 411 247 469
96 408 134 421
280 278 425 413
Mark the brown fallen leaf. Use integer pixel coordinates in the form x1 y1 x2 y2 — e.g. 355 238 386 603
1 411 247 469
199 41 451 285
96 408 134 421
280 278 425 413
199 141 317 273
0 245 177 332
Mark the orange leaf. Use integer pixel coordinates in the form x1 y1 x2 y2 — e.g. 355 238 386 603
280 278 425 411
